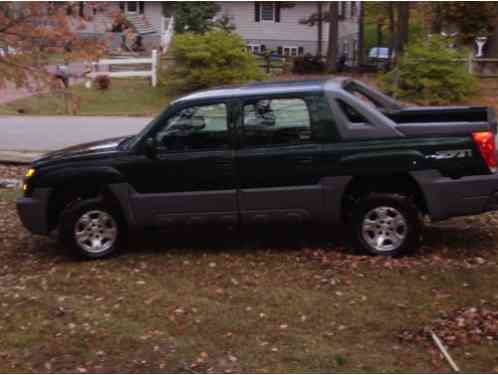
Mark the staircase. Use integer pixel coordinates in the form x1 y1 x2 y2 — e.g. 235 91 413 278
125 14 156 35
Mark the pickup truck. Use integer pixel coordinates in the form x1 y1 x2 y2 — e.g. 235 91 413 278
16 78 498 259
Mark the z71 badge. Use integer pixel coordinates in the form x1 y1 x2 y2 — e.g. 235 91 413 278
426 149 473 160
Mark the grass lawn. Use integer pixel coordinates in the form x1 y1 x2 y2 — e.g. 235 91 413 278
0 79 172 117
1 166 498 373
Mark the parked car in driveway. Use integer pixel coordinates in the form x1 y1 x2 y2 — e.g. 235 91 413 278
368 47 395 68
17 78 498 259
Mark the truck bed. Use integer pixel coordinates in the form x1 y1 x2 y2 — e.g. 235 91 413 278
387 106 497 137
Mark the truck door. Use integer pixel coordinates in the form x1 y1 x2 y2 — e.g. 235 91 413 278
235 96 323 223
123 101 238 226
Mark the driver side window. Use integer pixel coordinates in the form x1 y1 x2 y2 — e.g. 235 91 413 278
156 103 228 151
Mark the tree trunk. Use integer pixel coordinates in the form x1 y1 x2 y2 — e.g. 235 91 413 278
317 2 323 57
327 2 339 72
430 3 443 34
396 2 410 54
387 3 395 69
357 2 365 65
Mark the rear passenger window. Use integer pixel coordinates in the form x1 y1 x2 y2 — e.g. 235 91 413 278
337 99 370 124
242 98 312 147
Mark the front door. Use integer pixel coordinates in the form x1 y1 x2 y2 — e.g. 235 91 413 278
125 102 237 226
236 96 323 223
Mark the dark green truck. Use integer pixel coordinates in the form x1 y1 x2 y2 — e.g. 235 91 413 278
17 78 498 258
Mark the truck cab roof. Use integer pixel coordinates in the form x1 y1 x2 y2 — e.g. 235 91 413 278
171 78 352 105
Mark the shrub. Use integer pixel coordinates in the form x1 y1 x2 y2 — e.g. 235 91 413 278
292 54 326 74
382 36 476 105
94 75 111 90
162 30 266 92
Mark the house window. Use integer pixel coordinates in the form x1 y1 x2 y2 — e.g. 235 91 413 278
261 3 274 21
283 46 299 57
255 2 280 22
247 44 261 54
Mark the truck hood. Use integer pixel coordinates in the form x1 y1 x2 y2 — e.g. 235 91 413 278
32 136 132 166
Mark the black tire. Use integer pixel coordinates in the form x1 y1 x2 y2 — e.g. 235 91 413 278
351 193 421 256
59 199 124 259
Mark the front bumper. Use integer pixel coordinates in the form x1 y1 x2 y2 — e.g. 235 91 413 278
412 171 498 221
16 188 52 235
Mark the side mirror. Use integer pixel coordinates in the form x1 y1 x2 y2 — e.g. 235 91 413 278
144 137 157 159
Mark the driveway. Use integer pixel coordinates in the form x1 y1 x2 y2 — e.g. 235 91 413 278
0 116 152 162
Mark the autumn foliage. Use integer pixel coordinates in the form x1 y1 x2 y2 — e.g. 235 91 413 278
0 2 104 90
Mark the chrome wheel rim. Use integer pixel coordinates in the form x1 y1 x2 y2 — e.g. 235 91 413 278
74 210 117 254
361 206 407 252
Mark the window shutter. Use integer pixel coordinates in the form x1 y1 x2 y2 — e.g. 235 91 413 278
275 3 281 22
139 2 145 14
254 2 260 22
277 46 283 55
298 46 304 56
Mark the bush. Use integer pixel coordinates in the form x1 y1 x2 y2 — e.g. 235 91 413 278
162 30 266 92
94 75 111 90
292 54 326 74
382 36 476 105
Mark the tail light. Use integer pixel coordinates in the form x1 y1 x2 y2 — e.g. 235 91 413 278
472 131 497 173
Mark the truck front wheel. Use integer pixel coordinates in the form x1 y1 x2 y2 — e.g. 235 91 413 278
352 193 421 256
59 199 124 259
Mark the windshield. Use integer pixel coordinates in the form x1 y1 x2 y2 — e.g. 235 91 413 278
124 106 170 150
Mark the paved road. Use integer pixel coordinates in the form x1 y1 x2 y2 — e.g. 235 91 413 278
0 116 152 153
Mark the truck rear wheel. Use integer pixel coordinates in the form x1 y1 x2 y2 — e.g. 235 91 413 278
59 199 124 259
352 193 420 256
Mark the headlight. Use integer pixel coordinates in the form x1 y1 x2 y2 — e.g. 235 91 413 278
23 168 35 193
25 168 35 178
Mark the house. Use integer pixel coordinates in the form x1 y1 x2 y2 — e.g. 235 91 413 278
71 1 359 61
218 2 361 63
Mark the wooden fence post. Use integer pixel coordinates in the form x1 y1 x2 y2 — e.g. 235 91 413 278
468 53 473 74
151 49 158 87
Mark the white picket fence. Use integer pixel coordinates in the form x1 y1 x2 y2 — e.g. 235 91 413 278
89 49 158 87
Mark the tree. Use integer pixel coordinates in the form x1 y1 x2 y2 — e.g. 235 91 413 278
316 2 323 57
174 2 220 34
363 2 412 58
387 3 395 68
326 2 339 72
300 2 339 67
213 13 236 33
396 2 410 54
419 2 498 56
382 36 476 105
0 2 103 90
163 31 265 91
357 3 365 65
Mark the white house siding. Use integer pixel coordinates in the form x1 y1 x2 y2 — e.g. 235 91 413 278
218 1 360 58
